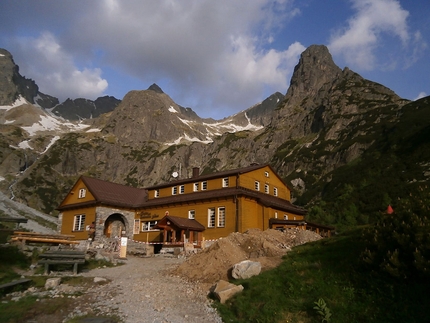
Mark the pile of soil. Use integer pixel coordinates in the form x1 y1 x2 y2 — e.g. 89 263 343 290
173 228 322 285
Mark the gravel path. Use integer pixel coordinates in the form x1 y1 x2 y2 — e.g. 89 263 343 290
79 255 222 323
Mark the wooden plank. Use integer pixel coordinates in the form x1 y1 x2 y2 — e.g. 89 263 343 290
0 218 28 223
38 259 85 264
40 253 86 259
10 237 80 244
13 231 75 239
0 278 31 290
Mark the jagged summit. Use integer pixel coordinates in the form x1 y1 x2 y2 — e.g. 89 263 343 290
147 83 164 94
285 45 342 106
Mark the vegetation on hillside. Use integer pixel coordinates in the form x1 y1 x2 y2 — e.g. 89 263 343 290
216 226 430 323
301 97 430 231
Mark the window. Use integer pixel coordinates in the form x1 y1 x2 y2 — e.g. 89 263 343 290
133 219 140 234
179 185 185 194
222 178 229 187
275 212 278 219
73 214 86 231
172 186 177 195
265 171 269 178
255 181 260 191
154 189 159 198
78 188 86 199
142 221 158 231
264 184 269 194
218 207 226 227
201 181 207 191
208 208 215 228
273 187 278 197
188 210 195 219
193 183 199 192
284 214 289 220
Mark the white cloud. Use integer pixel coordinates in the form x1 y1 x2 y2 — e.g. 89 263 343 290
65 0 301 116
328 0 412 70
14 32 108 101
2 0 302 117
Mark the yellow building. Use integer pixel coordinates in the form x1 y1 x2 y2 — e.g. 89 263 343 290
58 164 320 246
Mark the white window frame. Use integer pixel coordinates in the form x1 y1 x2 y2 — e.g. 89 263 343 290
193 183 199 192
78 188 86 199
222 177 229 188
73 214 86 231
201 181 207 191
284 214 289 220
255 181 260 191
265 171 269 178
179 185 185 194
264 184 269 194
141 221 159 231
172 186 177 195
217 207 226 227
208 208 215 228
273 187 278 196
188 210 195 219
154 189 159 198
275 212 278 219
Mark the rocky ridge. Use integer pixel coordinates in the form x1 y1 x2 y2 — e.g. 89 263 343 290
0 44 421 216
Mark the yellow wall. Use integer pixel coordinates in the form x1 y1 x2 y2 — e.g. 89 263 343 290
59 178 96 206
135 197 237 242
147 175 238 200
239 166 291 200
60 206 97 240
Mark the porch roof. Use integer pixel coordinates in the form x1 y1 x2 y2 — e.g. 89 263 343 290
154 215 205 231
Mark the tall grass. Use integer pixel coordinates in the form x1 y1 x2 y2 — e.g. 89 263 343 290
215 228 430 323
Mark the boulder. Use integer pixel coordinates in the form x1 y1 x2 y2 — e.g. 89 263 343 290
45 277 61 289
232 260 261 279
213 279 244 304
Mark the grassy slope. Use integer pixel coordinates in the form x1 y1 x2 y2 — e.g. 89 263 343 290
216 228 430 323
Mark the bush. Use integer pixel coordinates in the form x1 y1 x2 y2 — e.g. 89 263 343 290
362 186 430 280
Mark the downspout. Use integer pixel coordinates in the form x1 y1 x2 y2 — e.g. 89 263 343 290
235 173 240 232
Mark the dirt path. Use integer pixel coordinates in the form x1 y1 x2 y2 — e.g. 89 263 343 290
79 255 222 323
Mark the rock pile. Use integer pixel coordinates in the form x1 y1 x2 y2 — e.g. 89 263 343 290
173 228 322 285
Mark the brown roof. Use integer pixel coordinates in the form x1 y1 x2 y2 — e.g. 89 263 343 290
143 186 307 215
58 176 147 210
155 215 205 231
82 176 147 207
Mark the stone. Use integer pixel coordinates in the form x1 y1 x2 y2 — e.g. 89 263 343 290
94 277 108 284
45 277 61 290
231 260 261 279
213 280 244 304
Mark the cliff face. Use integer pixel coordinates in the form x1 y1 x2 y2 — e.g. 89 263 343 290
1 45 423 216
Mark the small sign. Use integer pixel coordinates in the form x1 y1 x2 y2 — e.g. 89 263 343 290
121 237 128 246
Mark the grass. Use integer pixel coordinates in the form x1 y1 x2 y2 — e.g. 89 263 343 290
0 245 120 322
215 228 430 323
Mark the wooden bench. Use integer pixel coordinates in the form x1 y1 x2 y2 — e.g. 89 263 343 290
0 278 32 293
38 250 86 275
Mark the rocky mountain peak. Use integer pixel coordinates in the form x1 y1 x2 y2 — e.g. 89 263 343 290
0 48 58 108
285 45 342 105
147 83 164 94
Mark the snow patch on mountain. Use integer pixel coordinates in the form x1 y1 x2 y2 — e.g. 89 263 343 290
0 95 27 111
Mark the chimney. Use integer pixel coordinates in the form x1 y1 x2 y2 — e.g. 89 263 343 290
192 167 200 178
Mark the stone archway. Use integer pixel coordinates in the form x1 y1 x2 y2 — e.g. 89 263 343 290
95 206 134 241
104 213 126 238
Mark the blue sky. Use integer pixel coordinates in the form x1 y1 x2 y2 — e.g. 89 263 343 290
0 0 428 119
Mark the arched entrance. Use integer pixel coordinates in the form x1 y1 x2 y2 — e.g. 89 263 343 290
104 213 127 238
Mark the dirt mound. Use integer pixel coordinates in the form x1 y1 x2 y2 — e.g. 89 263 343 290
173 228 322 285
